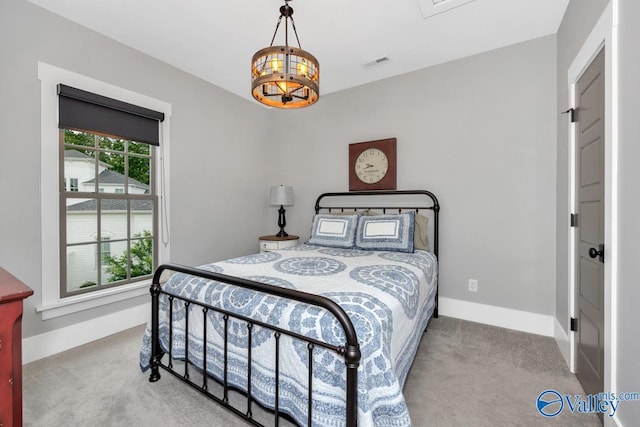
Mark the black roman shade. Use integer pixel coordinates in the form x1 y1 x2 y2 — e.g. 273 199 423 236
58 84 165 146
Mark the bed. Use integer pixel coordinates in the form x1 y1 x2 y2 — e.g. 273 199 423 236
140 190 440 426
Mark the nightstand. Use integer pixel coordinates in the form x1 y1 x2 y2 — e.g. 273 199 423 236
259 235 300 252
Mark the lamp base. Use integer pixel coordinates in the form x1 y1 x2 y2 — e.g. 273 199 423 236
276 205 288 237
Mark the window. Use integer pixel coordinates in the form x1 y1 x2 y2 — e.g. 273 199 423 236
100 237 112 264
61 129 156 296
36 62 171 320
56 84 165 298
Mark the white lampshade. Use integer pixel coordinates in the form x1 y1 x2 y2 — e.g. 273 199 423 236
269 185 294 206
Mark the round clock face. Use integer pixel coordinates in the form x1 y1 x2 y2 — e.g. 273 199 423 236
355 148 389 184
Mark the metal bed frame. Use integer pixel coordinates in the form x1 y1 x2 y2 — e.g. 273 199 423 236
148 190 440 426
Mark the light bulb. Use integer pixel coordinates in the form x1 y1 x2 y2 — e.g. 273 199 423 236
297 60 308 76
271 57 281 73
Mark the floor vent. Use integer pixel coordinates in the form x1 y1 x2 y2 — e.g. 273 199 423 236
362 56 391 69
417 0 476 18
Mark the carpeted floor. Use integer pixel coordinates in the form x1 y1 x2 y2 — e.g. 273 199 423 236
22 316 601 426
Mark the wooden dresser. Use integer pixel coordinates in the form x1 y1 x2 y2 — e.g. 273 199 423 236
0 268 33 427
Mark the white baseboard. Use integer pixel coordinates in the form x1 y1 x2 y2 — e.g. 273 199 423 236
439 297 555 337
22 302 150 364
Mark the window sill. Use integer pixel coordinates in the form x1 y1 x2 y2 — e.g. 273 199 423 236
35 280 151 320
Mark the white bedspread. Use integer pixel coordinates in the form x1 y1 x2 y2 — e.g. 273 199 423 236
140 244 437 426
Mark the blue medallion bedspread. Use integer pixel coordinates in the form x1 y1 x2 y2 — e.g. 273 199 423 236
140 244 438 426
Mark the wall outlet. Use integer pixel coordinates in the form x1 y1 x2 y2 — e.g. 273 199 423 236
468 279 478 292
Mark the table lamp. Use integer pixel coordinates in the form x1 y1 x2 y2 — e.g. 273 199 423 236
269 185 294 237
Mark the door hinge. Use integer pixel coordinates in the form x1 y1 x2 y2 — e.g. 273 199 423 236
570 213 578 227
562 107 576 123
570 317 578 332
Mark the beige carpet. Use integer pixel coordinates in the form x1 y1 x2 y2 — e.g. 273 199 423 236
23 316 601 426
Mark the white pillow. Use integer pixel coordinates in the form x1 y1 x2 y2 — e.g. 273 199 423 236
307 214 359 248
355 211 415 253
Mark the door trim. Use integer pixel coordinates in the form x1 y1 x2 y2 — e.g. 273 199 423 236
565 1 618 422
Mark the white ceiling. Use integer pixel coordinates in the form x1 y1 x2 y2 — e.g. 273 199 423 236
27 0 569 103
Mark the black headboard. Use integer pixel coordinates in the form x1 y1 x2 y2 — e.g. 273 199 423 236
314 190 440 258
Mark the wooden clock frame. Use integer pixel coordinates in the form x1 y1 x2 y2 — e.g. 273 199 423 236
348 138 397 191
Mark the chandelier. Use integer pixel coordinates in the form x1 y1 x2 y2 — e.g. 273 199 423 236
251 0 319 109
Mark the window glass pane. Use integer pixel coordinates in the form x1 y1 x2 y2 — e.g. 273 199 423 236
98 135 126 153
128 155 151 192
64 129 95 149
66 199 97 244
97 152 126 194
131 202 153 238
130 140 151 156
66 244 98 293
101 199 128 242
64 147 97 193
130 237 153 279
102 239 128 284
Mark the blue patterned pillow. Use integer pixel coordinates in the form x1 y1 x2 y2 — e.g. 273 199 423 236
307 214 359 248
355 211 415 253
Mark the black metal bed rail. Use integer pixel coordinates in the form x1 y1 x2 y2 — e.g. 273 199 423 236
149 263 362 427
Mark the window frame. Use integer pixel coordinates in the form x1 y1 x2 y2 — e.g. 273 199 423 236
60 131 157 297
38 62 171 320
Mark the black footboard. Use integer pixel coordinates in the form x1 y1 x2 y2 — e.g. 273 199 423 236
148 263 361 426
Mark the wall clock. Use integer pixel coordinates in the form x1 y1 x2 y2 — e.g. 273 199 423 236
348 138 397 191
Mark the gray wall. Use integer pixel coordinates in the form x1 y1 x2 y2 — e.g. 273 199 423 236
616 0 640 424
269 35 558 315
1 0 564 359
555 0 609 334
0 0 271 338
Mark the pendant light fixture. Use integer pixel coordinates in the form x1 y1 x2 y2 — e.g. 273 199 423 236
251 0 319 109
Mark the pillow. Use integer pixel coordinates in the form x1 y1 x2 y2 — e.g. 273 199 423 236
307 214 359 248
363 210 429 250
414 213 430 251
355 211 415 253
